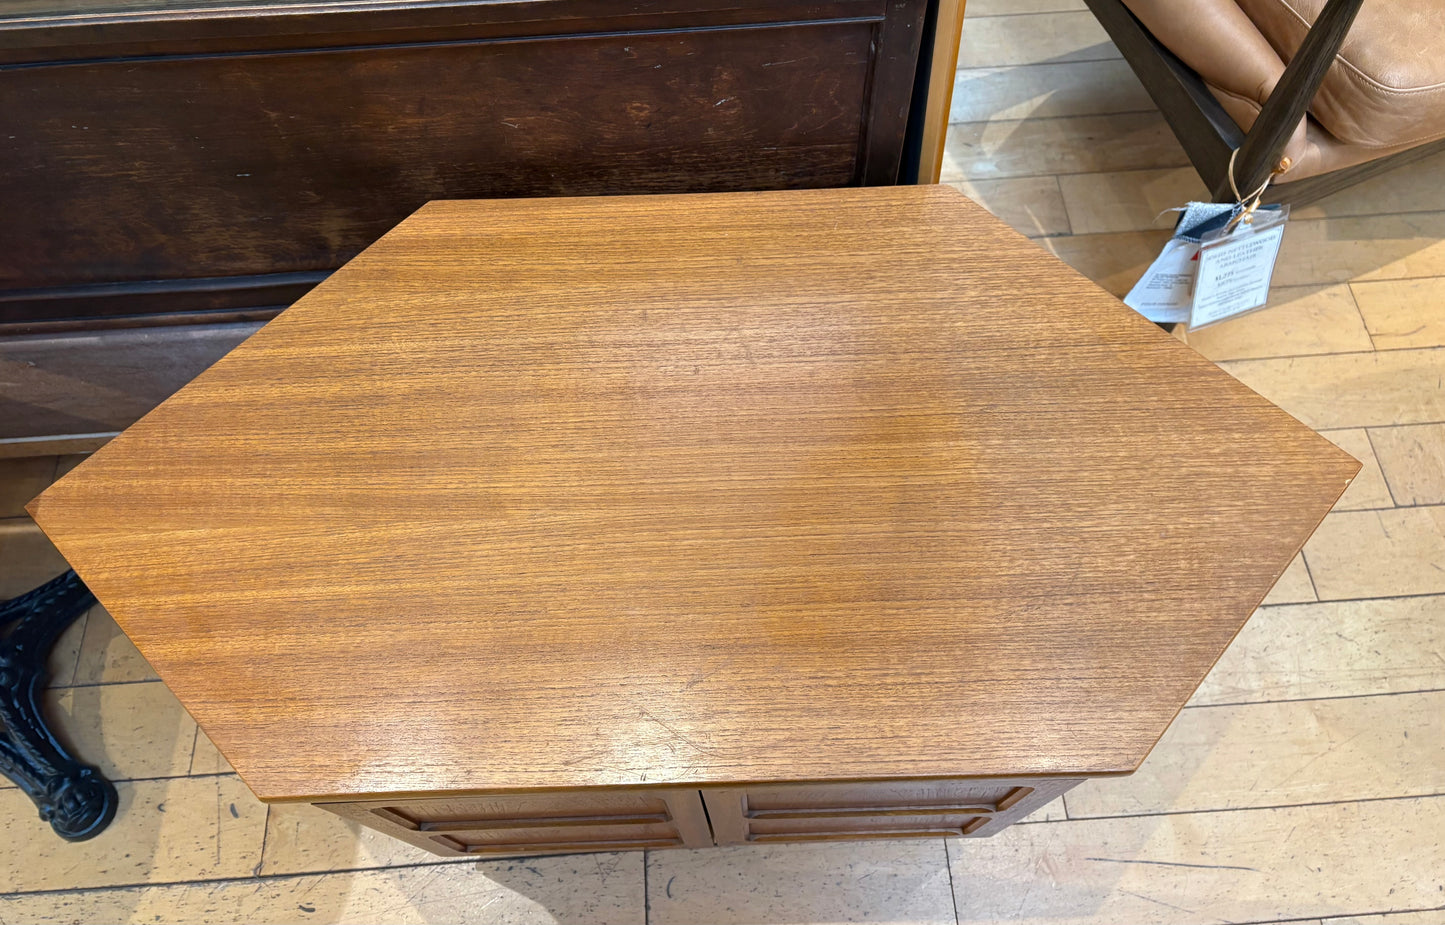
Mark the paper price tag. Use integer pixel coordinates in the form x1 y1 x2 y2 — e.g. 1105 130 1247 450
1121 197 1287 328
1190 210 1288 329
1123 238 1198 324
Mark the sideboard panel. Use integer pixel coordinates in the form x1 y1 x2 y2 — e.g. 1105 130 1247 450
316 778 1081 858
702 778 1082 845
321 788 713 857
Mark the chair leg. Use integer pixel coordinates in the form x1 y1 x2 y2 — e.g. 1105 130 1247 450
1222 0 1366 199
0 571 118 841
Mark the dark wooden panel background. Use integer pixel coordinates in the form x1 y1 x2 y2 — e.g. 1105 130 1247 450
0 0 928 443
2 23 876 296
0 323 263 441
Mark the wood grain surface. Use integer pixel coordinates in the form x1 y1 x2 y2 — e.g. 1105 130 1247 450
28 186 1358 802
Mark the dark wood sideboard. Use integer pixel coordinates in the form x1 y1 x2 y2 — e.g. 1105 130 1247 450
0 0 938 450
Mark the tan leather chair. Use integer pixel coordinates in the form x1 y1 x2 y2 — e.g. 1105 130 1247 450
1086 0 1445 203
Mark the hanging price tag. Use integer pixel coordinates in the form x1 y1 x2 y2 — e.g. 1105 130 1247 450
1123 238 1198 323
1122 148 1290 330
1190 206 1289 329
1122 201 1234 323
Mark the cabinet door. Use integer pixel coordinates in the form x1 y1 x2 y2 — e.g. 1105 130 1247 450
321 788 711 857
701 778 1081 845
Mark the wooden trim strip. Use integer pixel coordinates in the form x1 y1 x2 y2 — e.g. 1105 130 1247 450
749 828 964 842
915 0 964 184
856 0 930 185
373 806 674 832
0 0 889 64
747 804 992 818
994 786 1034 812
0 433 115 459
0 272 322 331
446 836 685 853
420 812 672 832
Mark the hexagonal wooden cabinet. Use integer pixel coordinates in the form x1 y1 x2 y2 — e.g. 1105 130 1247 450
30 187 1357 857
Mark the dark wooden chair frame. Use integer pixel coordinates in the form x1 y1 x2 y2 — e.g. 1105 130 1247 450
1084 0 1445 207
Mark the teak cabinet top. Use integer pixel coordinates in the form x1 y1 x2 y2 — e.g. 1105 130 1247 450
29 187 1358 803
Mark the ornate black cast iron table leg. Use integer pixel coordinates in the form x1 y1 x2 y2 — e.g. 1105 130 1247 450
0 571 117 840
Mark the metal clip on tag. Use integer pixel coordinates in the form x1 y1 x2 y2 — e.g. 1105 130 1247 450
1222 148 1279 236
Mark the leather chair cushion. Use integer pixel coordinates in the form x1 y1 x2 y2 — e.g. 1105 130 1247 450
1237 0 1445 149
1209 82 1420 179
1122 0 1444 181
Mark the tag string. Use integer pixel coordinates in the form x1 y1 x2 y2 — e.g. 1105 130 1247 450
1224 148 1284 234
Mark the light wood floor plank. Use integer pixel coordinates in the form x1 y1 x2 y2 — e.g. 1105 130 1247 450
1319 429 1394 511
189 729 233 776
950 60 1153 123
1182 285 1374 363
948 177 1071 237
648 840 956 925
1192 595 1445 705
1261 553 1316 605
0 854 644 924
942 112 1189 183
1066 691 1445 818
958 11 1116 69
71 603 159 685
40 681 199 785
1057 166 1207 235
259 801 461 875
1323 910 1445 925
1292 149 1445 221
1351 277 1445 350
1368 423 1445 505
1219 348 1445 431
948 796 1445 925
1274 212 1445 286
1304 507 1445 600
1048 214 1445 300
1042 229 1171 297
0 776 266 892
